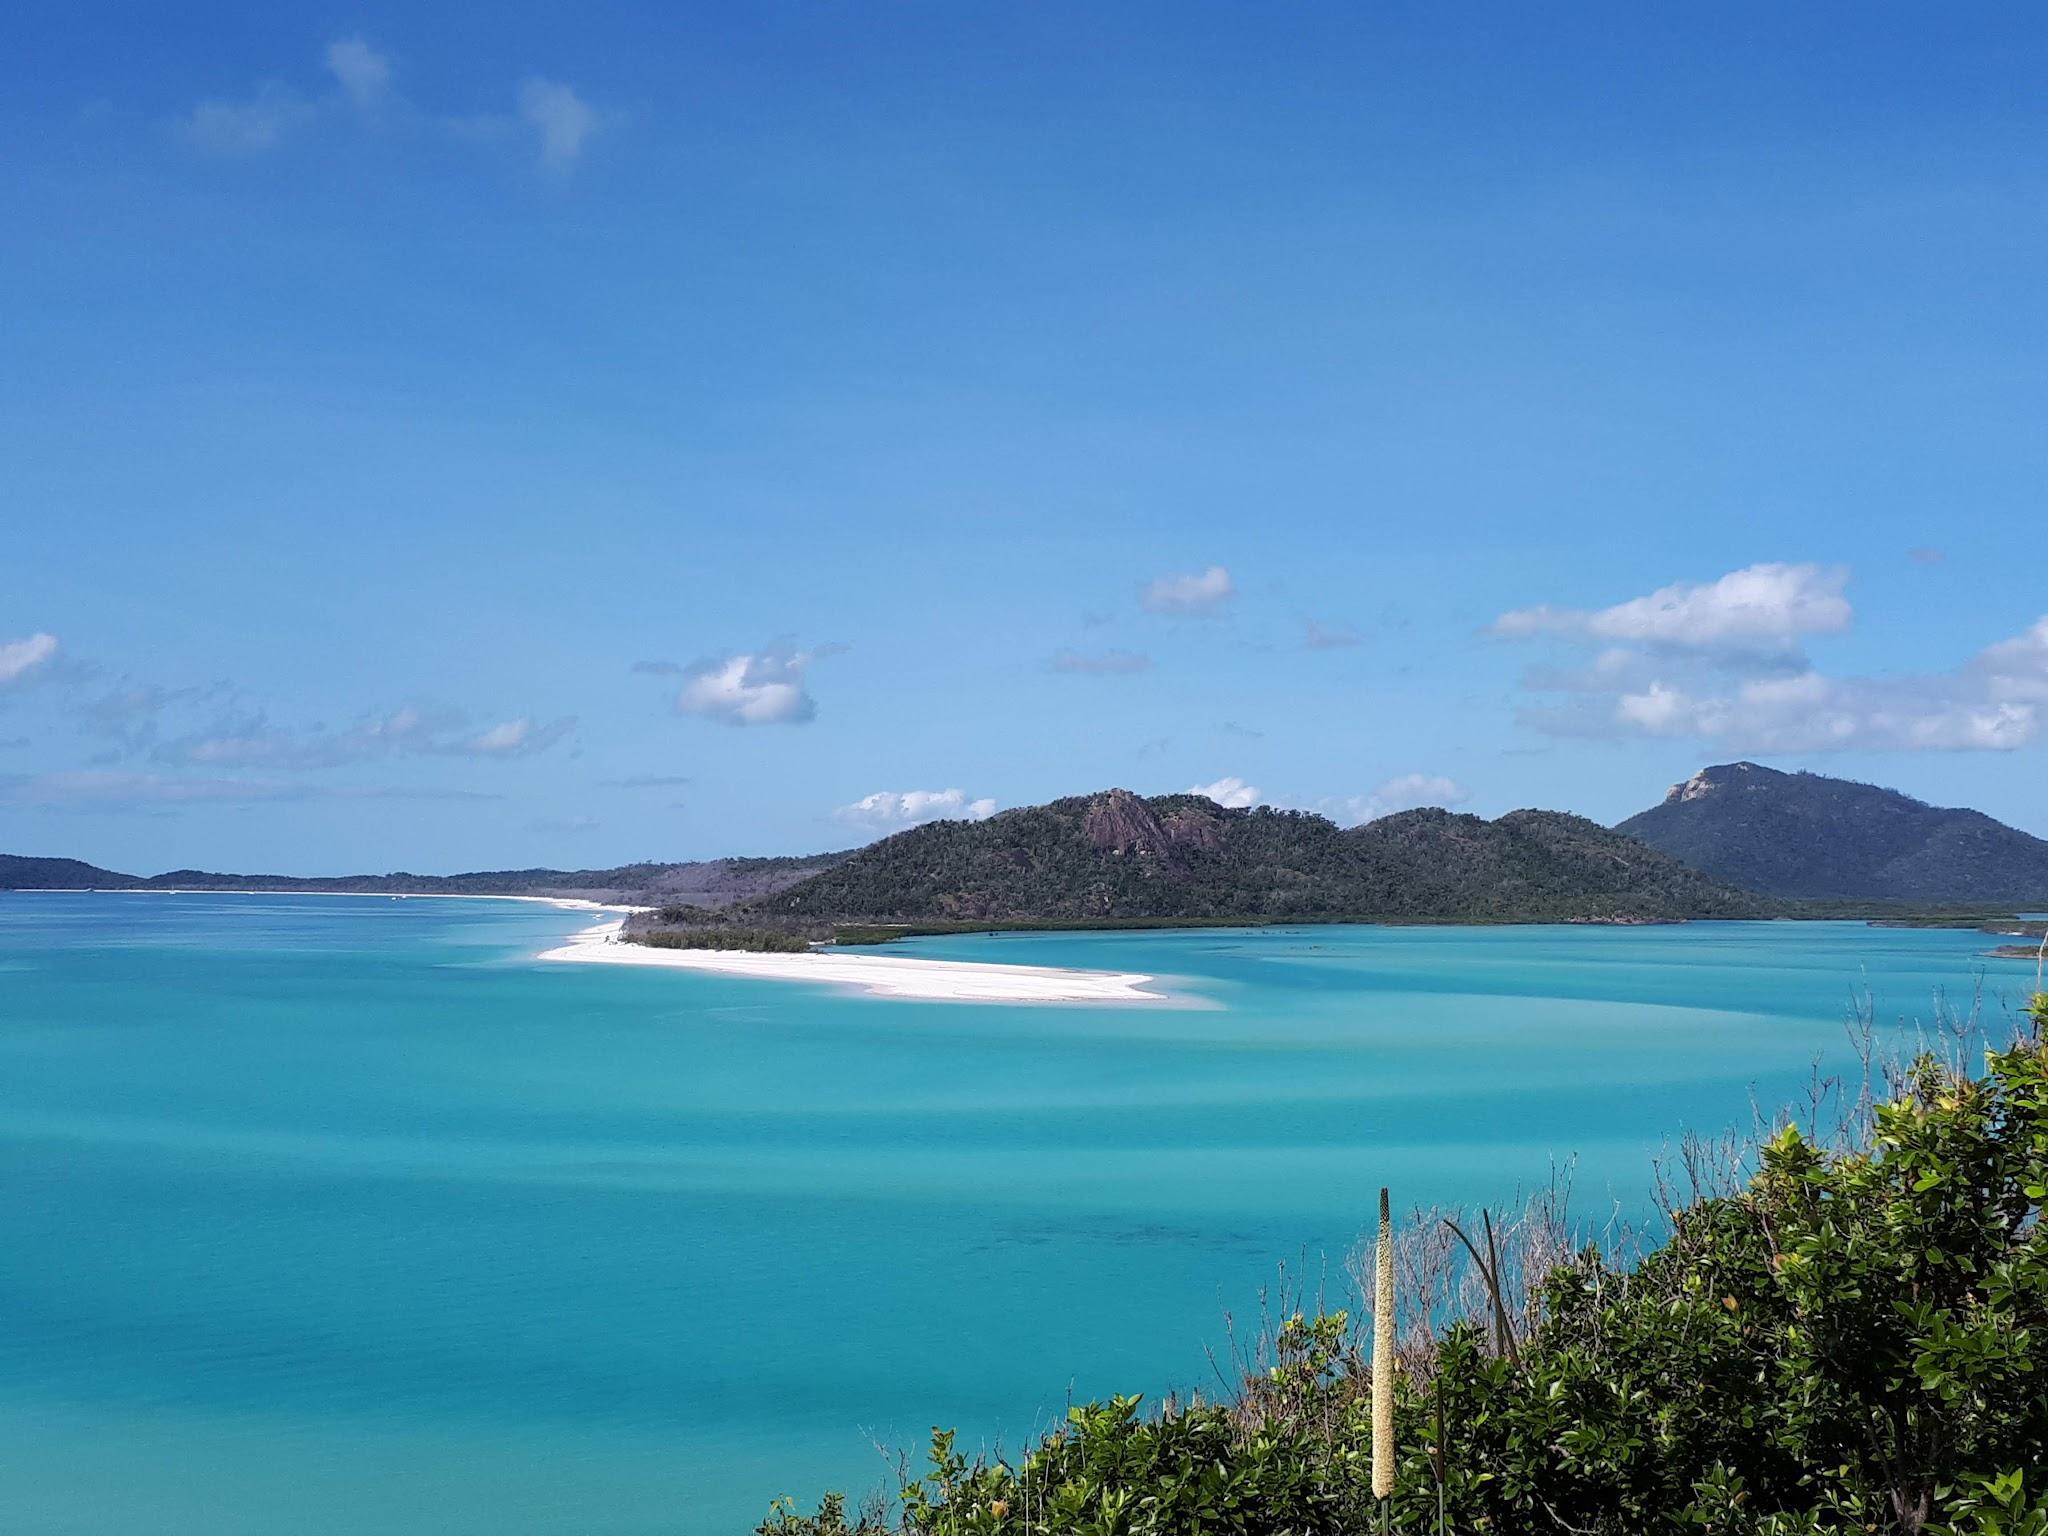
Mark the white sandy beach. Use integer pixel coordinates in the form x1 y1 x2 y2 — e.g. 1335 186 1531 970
538 918 1167 1003
23 888 1165 1003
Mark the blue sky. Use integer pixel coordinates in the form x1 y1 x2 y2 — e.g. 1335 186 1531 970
3 3 2045 874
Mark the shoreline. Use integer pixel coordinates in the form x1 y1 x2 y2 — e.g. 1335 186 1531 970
13 890 2036 997
537 918 1169 1004
14 887 647 915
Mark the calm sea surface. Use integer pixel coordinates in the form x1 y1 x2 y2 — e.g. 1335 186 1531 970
0 893 2034 1534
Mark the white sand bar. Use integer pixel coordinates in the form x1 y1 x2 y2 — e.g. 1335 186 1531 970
538 919 1167 1003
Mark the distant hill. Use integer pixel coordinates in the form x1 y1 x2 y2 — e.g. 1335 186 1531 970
759 787 1772 923
0 852 848 907
0 854 140 890
1615 763 2048 904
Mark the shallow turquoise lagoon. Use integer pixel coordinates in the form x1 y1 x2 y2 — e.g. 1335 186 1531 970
0 894 2035 1534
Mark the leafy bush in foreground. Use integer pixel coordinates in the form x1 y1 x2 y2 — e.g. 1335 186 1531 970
761 995 2048 1535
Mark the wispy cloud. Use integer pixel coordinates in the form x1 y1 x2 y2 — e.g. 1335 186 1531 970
1050 648 1152 675
80 683 195 726
600 773 693 789
177 39 603 173
835 788 998 830
179 83 318 154
519 79 599 172
325 37 392 113
455 717 575 757
153 704 575 768
1303 619 1360 650
75 682 216 754
1188 775 1259 808
529 814 599 836
0 770 500 810
1141 565 1234 617
0 632 61 689
1336 774 1471 824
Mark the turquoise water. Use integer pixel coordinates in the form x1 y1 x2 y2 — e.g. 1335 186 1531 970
0 894 2035 1535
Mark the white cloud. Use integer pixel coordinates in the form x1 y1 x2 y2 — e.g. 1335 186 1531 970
325 38 392 113
1604 669 2037 753
1142 565 1234 616
1494 563 1851 656
675 650 818 726
0 632 59 687
1345 774 1471 822
1977 617 2048 703
1050 648 1152 675
1311 775 1471 825
1613 680 1690 732
465 718 532 755
1497 562 2047 754
519 78 598 171
1511 613 2048 753
179 83 317 153
1188 775 1260 809
835 789 998 830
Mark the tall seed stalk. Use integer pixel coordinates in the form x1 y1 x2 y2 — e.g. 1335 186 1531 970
1444 1209 1520 1364
1431 1388 1446 1536
1373 1186 1395 1528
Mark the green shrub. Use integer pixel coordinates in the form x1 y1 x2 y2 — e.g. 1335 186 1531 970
762 998 2048 1535
630 926 814 954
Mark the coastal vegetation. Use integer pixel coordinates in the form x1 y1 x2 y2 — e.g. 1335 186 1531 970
762 991 2048 1535
632 925 815 954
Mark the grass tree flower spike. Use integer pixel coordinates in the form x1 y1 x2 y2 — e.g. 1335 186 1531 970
1372 1185 1395 1507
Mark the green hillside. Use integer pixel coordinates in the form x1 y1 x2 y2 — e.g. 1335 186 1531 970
1617 763 2048 904
763 787 1773 924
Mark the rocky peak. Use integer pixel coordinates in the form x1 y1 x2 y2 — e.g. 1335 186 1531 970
1666 762 1773 804
1081 788 1225 871
1083 789 1168 856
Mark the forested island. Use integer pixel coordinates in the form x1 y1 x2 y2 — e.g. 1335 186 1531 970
1619 761 2048 904
11 768 2048 955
